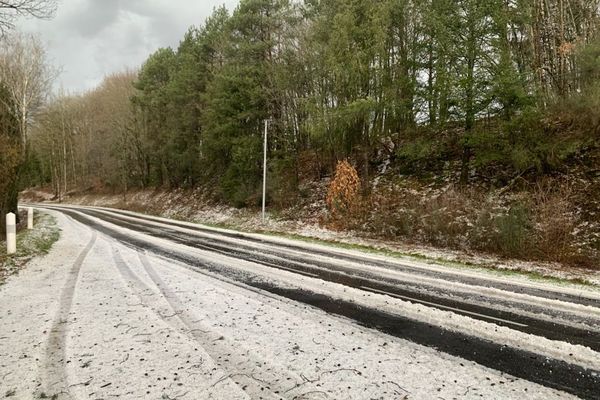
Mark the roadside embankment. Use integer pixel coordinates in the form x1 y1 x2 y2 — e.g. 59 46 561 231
21 187 600 287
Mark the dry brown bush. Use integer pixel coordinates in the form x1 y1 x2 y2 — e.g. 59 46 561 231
298 150 328 182
419 188 476 248
363 188 417 237
352 177 592 266
330 177 587 264
351 182 480 248
530 181 578 262
326 160 361 226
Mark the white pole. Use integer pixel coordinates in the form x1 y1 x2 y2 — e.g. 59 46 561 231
6 213 16 255
27 207 34 229
262 119 268 222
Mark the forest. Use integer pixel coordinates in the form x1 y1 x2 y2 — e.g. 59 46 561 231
0 0 56 236
4 0 600 264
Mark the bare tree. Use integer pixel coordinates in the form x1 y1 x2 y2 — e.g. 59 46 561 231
0 0 57 35
0 32 55 230
0 32 57 146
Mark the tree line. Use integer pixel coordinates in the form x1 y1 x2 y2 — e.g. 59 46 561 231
0 0 56 235
27 0 600 207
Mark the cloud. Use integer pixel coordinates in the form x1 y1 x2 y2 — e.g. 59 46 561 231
65 0 121 37
17 0 240 93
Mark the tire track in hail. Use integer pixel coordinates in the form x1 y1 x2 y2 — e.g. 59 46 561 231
47 206 600 399
110 245 294 400
81 206 600 349
85 205 600 307
41 232 97 399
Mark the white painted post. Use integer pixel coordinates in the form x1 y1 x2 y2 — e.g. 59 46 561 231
262 119 268 223
27 207 34 230
6 213 16 255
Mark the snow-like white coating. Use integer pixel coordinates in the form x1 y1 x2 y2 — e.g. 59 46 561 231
52 206 600 370
0 209 583 399
82 205 600 324
61 203 600 298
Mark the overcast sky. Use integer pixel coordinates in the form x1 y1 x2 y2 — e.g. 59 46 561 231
17 0 240 93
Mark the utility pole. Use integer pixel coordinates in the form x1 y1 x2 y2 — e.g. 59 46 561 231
262 119 268 222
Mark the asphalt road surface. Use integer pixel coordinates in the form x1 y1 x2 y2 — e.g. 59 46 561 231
1 204 599 399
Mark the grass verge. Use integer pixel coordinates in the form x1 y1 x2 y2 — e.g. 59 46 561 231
0 211 60 285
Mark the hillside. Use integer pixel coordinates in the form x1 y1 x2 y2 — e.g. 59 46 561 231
13 0 600 274
22 140 600 284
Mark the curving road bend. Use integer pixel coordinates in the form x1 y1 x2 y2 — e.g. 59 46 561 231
1 204 599 399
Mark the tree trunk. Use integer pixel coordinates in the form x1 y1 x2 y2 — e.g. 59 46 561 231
0 169 20 237
460 145 471 185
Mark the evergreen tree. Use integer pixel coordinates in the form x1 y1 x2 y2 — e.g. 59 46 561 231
202 0 291 205
133 47 176 186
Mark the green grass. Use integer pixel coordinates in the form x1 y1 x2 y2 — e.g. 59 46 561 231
0 212 61 284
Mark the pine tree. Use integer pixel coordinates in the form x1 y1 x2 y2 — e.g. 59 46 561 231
202 0 292 205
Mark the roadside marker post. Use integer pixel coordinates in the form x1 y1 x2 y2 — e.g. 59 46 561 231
6 213 16 255
28 207 34 229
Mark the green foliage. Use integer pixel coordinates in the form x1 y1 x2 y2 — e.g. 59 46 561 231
396 133 447 175
29 0 600 213
131 0 599 194
398 139 439 164
201 0 293 203
550 37 600 134
475 106 586 175
132 47 177 186
269 155 299 208
578 36 600 86
18 147 46 188
131 7 231 188
220 136 263 207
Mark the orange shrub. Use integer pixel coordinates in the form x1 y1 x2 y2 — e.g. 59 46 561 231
326 160 361 223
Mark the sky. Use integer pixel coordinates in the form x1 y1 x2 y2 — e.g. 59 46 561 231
17 0 240 94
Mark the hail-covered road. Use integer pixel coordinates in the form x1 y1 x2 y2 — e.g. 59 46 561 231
1 205 599 399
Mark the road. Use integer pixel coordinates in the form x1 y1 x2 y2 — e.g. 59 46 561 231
1 204 599 399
